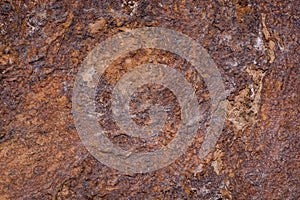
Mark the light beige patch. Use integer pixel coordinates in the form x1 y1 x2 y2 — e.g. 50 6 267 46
88 18 107 34
261 13 283 63
227 65 266 131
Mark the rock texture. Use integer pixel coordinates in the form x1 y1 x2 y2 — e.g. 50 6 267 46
0 0 299 199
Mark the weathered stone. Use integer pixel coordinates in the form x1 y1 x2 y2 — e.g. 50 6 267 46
0 0 299 199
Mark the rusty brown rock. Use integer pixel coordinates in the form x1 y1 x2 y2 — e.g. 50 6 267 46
0 0 299 199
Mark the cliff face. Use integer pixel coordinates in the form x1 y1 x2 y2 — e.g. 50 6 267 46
0 0 299 199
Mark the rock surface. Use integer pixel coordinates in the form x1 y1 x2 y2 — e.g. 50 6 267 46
0 0 299 199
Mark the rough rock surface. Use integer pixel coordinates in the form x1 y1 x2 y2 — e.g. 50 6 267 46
0 0 299 199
